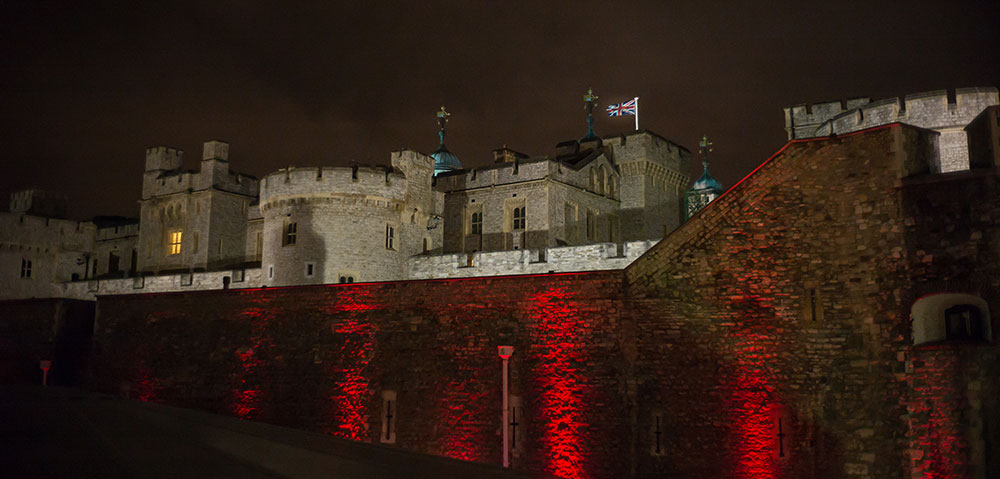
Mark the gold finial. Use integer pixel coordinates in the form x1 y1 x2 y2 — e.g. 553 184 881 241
437 106 451 121
699 135 713 152
583 88 598 108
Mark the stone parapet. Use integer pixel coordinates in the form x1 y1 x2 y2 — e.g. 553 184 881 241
409 240 655 279
60 267 263 300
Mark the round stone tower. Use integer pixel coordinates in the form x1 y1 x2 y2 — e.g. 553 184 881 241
259 165 413 286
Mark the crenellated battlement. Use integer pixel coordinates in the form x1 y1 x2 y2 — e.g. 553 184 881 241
144 146 184 172
434 158 552 192
786 87 999 139
601 129 690 171
259 165 408 206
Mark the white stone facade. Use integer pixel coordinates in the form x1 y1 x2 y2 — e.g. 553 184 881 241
4 130 688 299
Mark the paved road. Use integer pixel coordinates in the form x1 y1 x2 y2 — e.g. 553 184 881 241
0 385 540 479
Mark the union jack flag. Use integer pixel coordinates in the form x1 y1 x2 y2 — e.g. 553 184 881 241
606 98 637 116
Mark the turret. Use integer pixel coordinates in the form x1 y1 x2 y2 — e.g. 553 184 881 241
144 146 183 172
200 140 230 186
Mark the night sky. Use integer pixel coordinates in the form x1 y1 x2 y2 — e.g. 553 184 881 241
2 1 997 220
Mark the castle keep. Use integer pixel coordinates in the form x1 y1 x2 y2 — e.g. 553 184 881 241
2 88 999 479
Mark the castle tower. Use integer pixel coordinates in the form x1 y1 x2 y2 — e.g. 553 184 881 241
136 141 258 274
603 130 691 240
431 106 462 176
684 135 724 220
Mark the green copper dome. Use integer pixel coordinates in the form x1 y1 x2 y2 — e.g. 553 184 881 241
691 166 723 193
432 141 462 176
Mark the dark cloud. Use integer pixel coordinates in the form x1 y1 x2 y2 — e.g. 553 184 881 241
1 0 997 219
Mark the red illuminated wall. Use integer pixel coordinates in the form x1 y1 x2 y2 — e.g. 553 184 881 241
90 271 629 479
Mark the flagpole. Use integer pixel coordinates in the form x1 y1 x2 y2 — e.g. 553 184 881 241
634 97 639 131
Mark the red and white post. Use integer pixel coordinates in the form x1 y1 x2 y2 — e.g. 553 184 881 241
498 345 514 468
39 360 52 386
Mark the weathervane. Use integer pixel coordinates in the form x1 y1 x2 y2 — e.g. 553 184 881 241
582 88 598 141
437 106 451 146
699 135 713 172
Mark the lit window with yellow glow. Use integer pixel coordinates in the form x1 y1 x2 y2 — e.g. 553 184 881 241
168 231 183 255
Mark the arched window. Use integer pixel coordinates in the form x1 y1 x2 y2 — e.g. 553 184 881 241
911 293 991 345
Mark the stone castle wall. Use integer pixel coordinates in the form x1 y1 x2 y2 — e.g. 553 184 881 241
5 123 999 478
624 124 1000 478
0 213 96 298
87 271 632 478
784 87 999 172
409 240 655 279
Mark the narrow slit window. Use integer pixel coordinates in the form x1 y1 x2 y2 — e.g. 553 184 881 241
20 259 32 279
381 390 397 444
386 225 395 250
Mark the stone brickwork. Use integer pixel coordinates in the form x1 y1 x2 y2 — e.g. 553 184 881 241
784 87 999 172
258 149 438 285
437 156 622 253
623 124 999 478
92 221 139 278
60 267 263 300
965 105 1000 169
4 122 999 479
602 131 691 240
87 271 632 478
436 131 689 255
137 141 258 273
0 211 96 299
409 240 655 279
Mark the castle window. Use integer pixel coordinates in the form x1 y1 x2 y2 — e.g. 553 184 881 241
945 305 984 340
20 259 31 279
586 210 597 241
470 212 483 235
802 287 824 322
912 293 992 345
512 206 526 231
386 225 395 250
268 265 274 279
283 222 297 246
339 275 355 284
108 252 120 274
168 230 182 255
305 262 315 277
564 202 578 243
597 165 606 195
650 412 665 456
